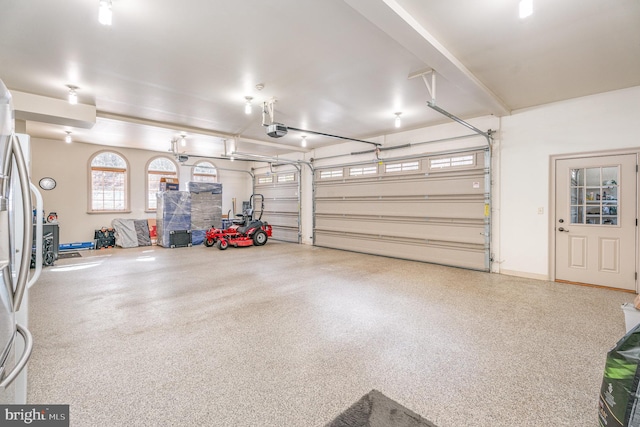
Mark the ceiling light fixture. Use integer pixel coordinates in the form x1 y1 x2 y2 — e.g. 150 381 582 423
64 131 72 144
99 0 113 26
180 133 187 147
67 85 78 104
519 0 533 19
301 135 307 148
394 112 402 128
244 96 253 115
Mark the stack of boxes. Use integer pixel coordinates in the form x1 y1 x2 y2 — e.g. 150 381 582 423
156 191 192 248
188 182 223 245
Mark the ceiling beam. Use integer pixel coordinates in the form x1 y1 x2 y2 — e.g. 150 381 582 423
96 111 310 153
12 90 96 129
344 0 511 116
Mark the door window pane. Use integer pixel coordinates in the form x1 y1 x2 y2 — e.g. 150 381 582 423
586 168 600 186
570 166 619 226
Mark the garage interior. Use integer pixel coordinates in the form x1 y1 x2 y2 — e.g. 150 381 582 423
2 0 640 426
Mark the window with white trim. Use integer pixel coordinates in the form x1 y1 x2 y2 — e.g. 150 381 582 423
384 161 419 173
349 165 377 176
258 176 273 184
192 161 217 183
147 156 178 210
320 169 343 179
429 155 475 170
90 151 129 212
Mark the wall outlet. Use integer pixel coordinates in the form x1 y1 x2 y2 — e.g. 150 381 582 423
538 207 544 215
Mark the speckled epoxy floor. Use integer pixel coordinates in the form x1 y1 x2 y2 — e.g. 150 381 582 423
26 241 634 426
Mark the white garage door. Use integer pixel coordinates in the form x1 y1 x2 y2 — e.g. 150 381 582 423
254 170 300 243
314 148 490 270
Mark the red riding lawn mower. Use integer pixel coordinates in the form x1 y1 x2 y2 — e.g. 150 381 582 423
204 194 273 250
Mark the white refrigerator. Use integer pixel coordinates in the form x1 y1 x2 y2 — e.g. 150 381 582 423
0 78 43 405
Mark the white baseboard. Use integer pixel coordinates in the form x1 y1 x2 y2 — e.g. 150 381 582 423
499 269 549 282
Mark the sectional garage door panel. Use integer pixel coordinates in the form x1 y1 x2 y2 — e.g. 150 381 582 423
314 149 490 271
268 212 299 228
273 227 300 242
315 199 485 219
315 216 486 245
255 171 300 243
314 232 486 270
314 173 486 199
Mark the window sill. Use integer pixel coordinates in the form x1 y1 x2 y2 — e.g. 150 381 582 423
87 210 132 214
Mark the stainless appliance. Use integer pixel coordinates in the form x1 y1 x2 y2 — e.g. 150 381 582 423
0 78 39 404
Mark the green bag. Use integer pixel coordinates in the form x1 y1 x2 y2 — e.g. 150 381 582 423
599 323 640 426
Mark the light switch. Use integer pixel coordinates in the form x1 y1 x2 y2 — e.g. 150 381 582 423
538 207 544 215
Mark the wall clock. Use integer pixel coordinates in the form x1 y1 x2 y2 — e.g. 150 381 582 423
38 177 57 190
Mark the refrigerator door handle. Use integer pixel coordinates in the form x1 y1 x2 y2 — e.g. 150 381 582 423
9 133 33 312
28 182 43 288
0 324 33 389
1 133 11 196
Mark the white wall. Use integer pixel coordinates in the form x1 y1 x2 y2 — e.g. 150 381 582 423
30 138 252 243
499 86 640 279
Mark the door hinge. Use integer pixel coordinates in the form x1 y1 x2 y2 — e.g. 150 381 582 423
636 272 638 281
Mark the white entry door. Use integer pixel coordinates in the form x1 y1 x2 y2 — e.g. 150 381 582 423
555 154 637 291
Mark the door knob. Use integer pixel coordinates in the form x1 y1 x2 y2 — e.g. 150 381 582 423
558 227 569 232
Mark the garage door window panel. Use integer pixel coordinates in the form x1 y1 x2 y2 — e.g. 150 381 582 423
278 173 296 183
428 154 476 171
384 161 420 173
319 169 344 180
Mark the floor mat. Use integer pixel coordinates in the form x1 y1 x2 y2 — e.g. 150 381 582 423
325 389 437 427
57 251 82 259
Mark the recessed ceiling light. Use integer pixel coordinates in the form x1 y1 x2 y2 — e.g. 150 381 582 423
64 131 72 143
66 85 78 104
99 0 113 25
245 96 253 115
394 112 402 128
519 0 533 19
301 135 307 148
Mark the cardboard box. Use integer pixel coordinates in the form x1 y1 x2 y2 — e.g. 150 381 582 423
160 177 179 191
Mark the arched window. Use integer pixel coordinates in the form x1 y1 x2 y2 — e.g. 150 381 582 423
90 151 129 212
191 161 217 183
147 156 178 210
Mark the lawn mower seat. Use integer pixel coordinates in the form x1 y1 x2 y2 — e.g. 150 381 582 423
237 220 262 235
232 208 252 225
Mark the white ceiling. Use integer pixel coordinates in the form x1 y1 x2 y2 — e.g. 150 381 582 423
1 0 638 158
